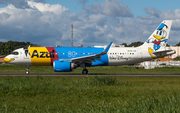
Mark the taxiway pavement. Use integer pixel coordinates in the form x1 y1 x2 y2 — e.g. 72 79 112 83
0 73 180 76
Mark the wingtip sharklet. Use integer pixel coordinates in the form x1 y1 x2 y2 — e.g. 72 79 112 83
103 42 113 53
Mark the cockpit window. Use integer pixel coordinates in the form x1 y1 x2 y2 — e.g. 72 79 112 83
11 51 19 55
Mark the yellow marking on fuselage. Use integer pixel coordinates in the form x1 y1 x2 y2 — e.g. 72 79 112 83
28 47 51 66
4 58 15 63
148 48 156 59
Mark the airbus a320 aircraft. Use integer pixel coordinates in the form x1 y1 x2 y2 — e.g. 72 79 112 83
4 20 175 74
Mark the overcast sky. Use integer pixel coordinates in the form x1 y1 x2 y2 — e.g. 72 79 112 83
0 0 180 47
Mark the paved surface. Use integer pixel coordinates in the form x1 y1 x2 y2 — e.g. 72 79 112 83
0 73 180 76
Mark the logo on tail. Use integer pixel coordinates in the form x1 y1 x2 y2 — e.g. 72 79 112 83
146 20 172 58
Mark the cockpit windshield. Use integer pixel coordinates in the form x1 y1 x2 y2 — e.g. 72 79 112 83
11 51 19 55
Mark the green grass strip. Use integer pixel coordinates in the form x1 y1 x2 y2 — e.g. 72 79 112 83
0 76 180 112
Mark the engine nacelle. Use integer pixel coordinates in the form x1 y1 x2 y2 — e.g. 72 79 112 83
53 60 76 72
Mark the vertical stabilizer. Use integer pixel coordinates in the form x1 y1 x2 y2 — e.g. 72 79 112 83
141 20 172 58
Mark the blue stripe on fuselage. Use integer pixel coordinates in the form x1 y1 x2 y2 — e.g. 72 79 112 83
54 47 109 66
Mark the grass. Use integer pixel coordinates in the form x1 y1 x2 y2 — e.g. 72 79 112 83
0 76 180 112
1 63 180 74
1 64 180 112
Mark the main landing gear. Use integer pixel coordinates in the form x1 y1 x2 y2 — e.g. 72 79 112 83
82 69 88 75
80 63 88 75
26 66 30 75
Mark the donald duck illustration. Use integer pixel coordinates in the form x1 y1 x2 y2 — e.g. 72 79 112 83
146 23 169 58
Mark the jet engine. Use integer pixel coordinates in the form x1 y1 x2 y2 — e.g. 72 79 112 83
53 60 77 72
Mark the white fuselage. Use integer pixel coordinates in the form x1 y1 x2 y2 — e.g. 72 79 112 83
107 46 152 66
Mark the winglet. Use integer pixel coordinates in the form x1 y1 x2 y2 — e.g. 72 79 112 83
103 42 113 53
100 42 113 55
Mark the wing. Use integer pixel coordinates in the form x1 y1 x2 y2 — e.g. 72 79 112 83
61 42 113 64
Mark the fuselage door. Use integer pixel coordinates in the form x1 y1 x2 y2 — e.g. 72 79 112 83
24 49 29 59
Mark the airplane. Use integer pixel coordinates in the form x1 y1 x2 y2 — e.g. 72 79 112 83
4 20 175 74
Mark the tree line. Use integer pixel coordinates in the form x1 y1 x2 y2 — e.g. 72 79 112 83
1 41 180 55
0 41 38 55
121 41 172 47
121 41 144 47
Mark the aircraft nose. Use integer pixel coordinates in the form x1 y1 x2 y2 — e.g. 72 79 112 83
4 56 15 63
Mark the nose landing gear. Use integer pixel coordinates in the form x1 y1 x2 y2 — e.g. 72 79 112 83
26 66 30 75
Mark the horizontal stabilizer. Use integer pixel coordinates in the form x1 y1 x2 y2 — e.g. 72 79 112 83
152 49 176 56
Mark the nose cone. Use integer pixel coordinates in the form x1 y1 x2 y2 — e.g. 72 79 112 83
4 57 15 63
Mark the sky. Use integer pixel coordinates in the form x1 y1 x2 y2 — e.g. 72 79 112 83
0 0 180 47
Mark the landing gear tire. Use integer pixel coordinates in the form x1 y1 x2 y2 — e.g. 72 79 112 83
82 69 88 75
25 71 29 75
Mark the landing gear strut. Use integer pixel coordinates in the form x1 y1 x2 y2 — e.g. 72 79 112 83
80 63 88 75
26 66 30 75
82 69 88 75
